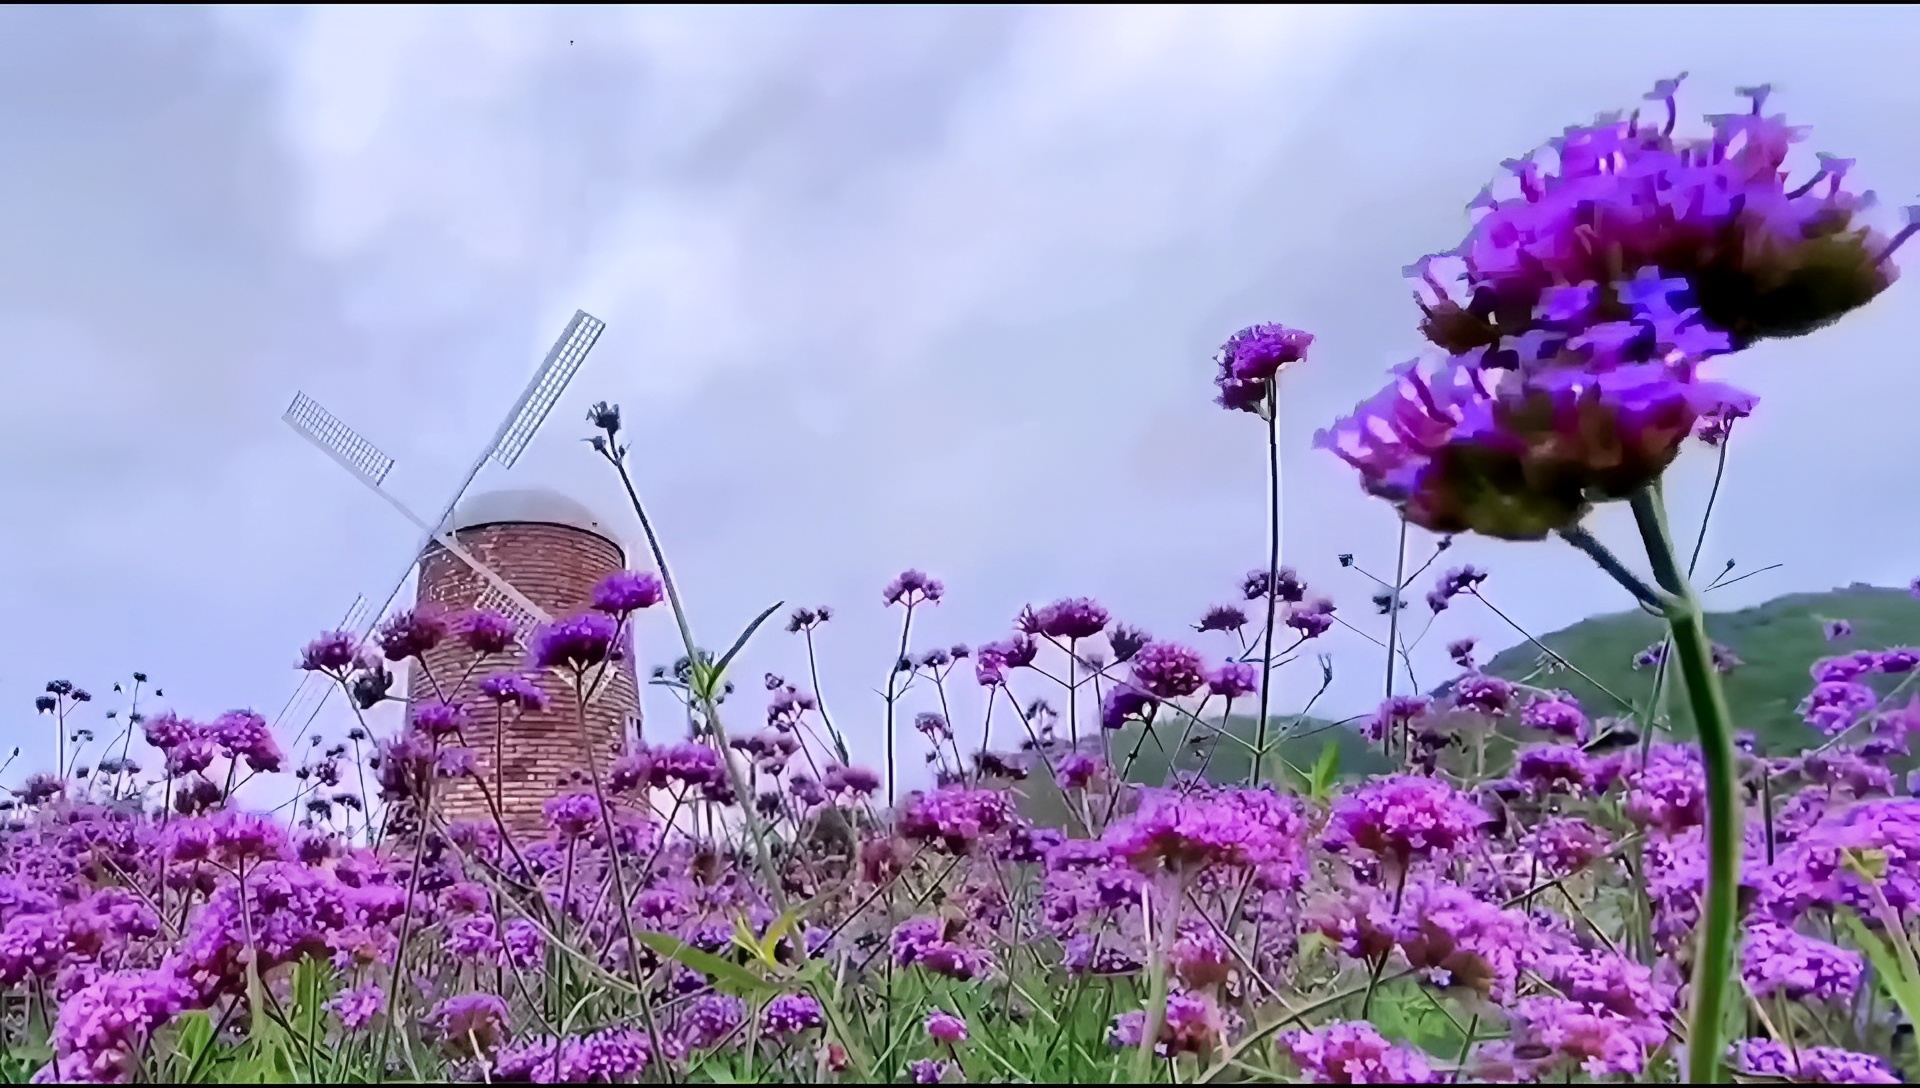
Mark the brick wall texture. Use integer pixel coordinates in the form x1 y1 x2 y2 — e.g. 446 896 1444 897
405 520 639 836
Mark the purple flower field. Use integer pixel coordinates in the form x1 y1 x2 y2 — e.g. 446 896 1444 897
8 77 1920 1085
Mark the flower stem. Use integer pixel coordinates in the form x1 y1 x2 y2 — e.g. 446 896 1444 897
1625 485 1740 1084
1251 393 1282 785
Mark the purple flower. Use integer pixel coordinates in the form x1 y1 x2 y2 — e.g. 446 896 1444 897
925 1009 968 1043
1221 322 1312 383
1519 691 1588 740
376 608 449 661
1195 605 1248 633
679 993 746 1050
330 983 384 1030
300 631 358 672
542 792 602 840
1107 624 1151 663
411 700 465 738
458 610 519 654
1623 745 1706 832
1207 661 1258 699
592 570 665 614
1426 566 1486 612
1800 680 1878 736
1742 923 1862 1002
1417 86 1902 353
1364 695 1429 743
1284 598 1336 639
890 917 991 980
1507 996 1652 1077
883 570 944 607
1129 642 1206 700
907 1058 951 1084
1528 816 1609 874
1102 686 1156 730
494 1028 652 1083
1283 1021 1436 1084
1812 652 1880 683
1728 1039 1897 1084
1244 567 1305 603
1107 787 1305 873
1879 648 1920 674
425 993 509 1058
45 969 192 1084
899 786 1013 853
1515 744 1596 798
1033 597 1109 639
822 764 880 797
761 993 824 1036
211 710 283 772
1055 753 1103 790
1451 673 1514 716
1317 337 1750 541
1447 638 1476 668
530 613 617 671
1324 774 1487 864
478 672 550 712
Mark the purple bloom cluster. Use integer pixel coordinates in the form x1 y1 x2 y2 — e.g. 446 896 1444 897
1283 1021 1436 1084
1324 775 1487 864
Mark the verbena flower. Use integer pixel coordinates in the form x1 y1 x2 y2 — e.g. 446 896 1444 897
925 1009 968 1043
1426 566 1486 612
1727 1039 1898 1084
1742 922 1862 1002
1128 642 1207 700
1207 661 1258 699
1319 275 1750 540
376 608 449 661
1195 605 1247 633
1107 787 1305 873
300 631 358 673
459 610 519 654
1033 597 1109 639
478 672 550 712
883 570 944 607
591 570 665 614
761 993 824 1036
1413 79 1905 354
1623 745 1707 831
1519 691 1588 740
1324 775 1487 865
530 613 617 671
1214 323 1312 413
1283 1020 1436 1084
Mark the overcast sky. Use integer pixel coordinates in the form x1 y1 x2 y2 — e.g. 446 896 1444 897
3 5 1916 789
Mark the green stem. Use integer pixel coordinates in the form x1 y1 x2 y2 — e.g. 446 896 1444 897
1250 390 1282 785
1625 486 1741 1084
604 449 784 903
1132 874 1180 1083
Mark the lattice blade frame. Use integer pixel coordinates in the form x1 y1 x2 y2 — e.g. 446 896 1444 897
491 311 605 470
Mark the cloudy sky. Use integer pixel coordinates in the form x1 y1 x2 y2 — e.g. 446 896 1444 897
3 5 1916 789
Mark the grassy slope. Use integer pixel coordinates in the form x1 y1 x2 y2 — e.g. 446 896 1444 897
1013 584 1920 825
1479 583 1920 754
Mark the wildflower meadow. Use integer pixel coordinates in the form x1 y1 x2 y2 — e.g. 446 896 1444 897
10 77 1920 1085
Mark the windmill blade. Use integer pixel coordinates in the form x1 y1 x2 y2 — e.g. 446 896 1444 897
491 310 605 470
284 394 395 486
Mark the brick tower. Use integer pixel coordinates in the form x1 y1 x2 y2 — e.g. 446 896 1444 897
405 488 640 835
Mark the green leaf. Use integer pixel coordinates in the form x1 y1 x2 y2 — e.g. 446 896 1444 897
1839 909 1920 1027
1309 738 1341 801
706 601 784 698
630 930 775 996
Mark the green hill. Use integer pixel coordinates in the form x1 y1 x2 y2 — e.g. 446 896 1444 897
1478 583 1920 754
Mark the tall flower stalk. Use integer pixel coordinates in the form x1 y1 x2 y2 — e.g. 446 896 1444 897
1213 324 1311 783
1312 77 1909 1081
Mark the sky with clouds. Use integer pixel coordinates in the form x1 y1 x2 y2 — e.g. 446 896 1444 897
3 5 1916 790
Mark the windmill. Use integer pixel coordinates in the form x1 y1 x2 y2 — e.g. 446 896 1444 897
277 310 608 740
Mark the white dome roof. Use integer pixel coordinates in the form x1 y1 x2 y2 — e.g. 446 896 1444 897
449 487 618 539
